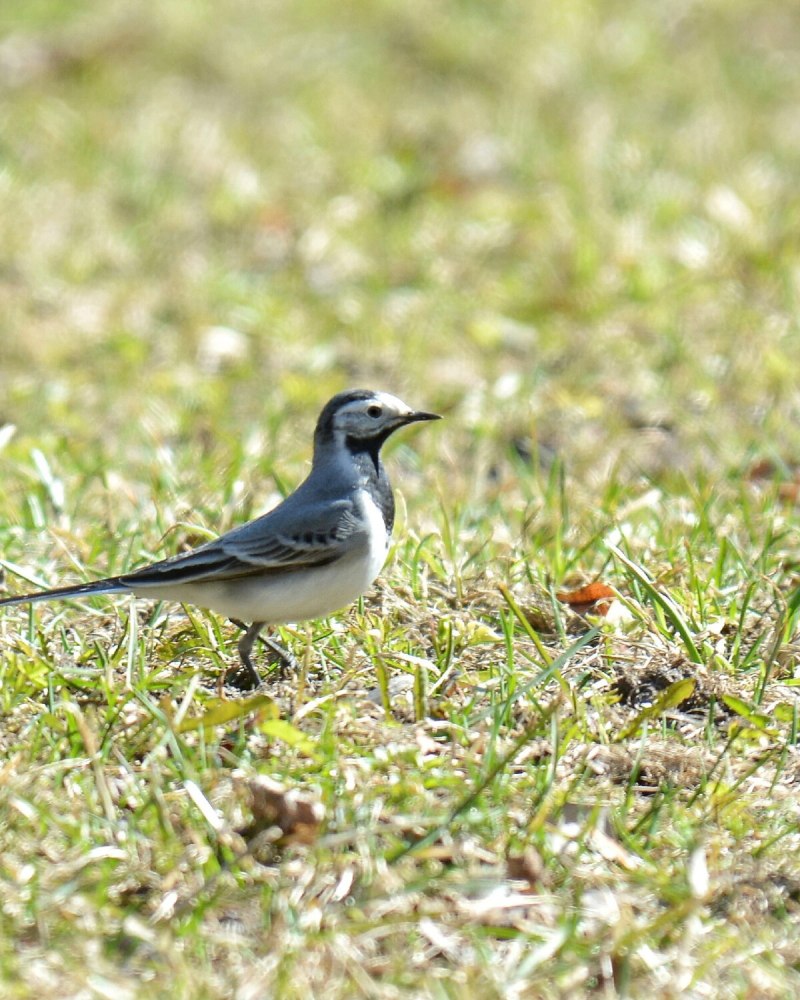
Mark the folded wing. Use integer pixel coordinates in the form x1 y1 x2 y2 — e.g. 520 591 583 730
121 498 364 587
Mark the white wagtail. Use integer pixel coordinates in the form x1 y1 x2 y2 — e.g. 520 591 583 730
0 389 440 688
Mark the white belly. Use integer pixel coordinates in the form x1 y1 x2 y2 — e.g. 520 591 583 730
131 491 390 624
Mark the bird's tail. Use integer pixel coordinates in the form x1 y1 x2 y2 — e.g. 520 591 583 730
0 577 128 608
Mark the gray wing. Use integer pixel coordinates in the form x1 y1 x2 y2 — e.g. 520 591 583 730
121 497 364 588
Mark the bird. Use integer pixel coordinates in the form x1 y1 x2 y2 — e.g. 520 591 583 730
0 389 441 689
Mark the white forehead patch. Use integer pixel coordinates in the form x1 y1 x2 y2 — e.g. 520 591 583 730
340 392 411 416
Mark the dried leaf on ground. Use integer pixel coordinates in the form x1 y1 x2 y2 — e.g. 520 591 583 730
557 581 616 616
238 775 324 845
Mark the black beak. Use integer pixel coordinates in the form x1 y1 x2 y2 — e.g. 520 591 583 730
404 410 441 424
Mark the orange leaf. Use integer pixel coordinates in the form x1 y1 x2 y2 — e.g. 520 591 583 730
556 581 616 616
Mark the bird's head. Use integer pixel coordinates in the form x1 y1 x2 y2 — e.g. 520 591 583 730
314 389 440 456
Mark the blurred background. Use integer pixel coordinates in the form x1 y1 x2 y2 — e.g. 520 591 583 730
1 0 800 512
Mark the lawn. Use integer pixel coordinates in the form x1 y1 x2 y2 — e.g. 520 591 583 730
2 1 800 996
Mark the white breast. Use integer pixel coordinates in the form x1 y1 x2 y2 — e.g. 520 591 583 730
358 489 391 588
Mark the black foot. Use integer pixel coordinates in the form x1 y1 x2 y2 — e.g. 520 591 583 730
262 636 299 678
227 619 298 687
224 662 261 691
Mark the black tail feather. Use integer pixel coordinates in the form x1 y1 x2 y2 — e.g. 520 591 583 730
0 577 127 608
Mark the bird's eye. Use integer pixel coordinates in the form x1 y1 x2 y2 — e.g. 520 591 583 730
367 404 382 418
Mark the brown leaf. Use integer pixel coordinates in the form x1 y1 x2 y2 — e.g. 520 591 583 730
240 776 324 846
746 458 800 502
506 846 545 891
746 458 779 481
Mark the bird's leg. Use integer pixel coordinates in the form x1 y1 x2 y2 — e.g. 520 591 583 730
227 619 299 688
262 635 299 677
226 619 265 690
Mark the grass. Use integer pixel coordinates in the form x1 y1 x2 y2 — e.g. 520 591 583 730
2 0 800 996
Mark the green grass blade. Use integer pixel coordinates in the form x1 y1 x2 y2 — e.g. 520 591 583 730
609 544 702 663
